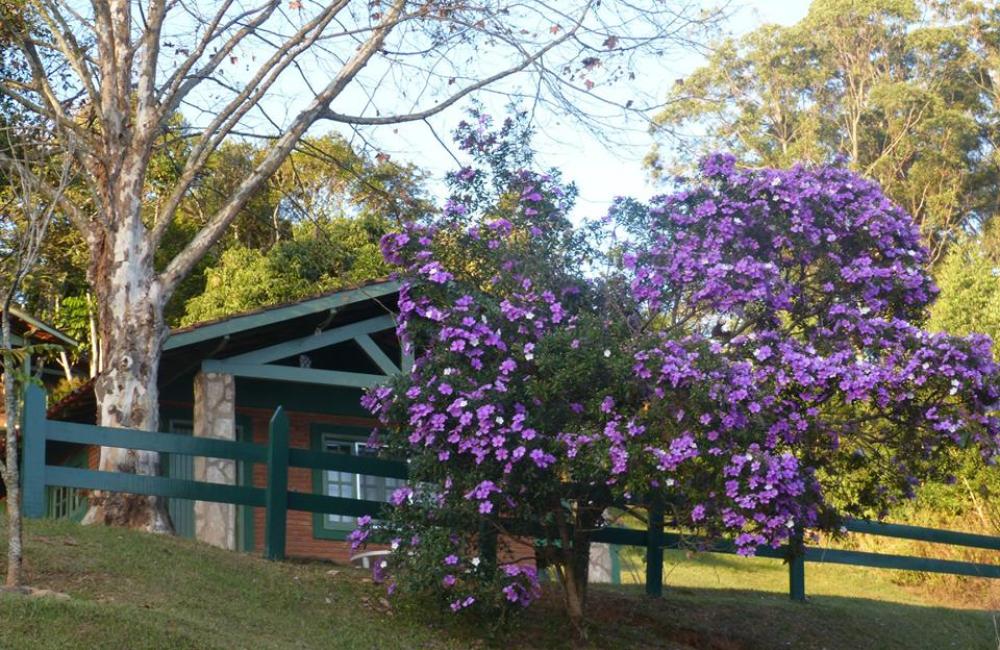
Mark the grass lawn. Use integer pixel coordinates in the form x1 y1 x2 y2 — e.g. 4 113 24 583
1 519 997 649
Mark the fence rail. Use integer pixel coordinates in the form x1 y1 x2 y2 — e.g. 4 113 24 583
20 384 1000 601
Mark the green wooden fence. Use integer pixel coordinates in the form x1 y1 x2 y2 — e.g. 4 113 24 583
20 384 1000 601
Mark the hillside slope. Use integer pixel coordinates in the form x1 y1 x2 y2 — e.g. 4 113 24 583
0 519 996 649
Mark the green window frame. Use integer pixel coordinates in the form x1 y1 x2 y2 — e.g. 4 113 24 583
46 450 88 522
311 424 404 540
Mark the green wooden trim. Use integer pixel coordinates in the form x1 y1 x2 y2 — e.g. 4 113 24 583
290 448 408 478
290 492 388 517
22 384 47 519
165 281 399 351
46 466 265 506
46 421 267 462
645 501 664 598
789 530 806 602
311 425 363 539
220 314 396 365
803 546 1000 578
355 333 400 374
202 360 389 389
46 448 89 522
236 414 255 553
264 407 289 560
609 544 621 585
843 518 1000 551
9 306 78 346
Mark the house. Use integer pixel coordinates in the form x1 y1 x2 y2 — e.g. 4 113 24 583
0 307 80 512
45 281 621 580
49 280 406 562
0 306 79 430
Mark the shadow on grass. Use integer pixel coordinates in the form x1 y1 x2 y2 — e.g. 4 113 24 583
505 584 999 650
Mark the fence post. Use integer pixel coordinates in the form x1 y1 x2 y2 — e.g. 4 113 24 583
478 518 497 578
264 406 289 560
645 498 664 597
21 383 47 519
789 528 806 602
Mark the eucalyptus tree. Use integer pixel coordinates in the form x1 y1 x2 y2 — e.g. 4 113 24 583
0 0 723 530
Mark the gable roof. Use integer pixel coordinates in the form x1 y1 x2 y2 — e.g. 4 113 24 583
164 279 399 351
6 306 78 347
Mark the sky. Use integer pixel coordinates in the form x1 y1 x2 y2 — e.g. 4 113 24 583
348 1 813 221
180 1 813 221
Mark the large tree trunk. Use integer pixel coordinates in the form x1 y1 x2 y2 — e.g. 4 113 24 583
81 173 173 532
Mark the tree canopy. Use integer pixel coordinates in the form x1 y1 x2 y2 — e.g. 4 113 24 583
650 0 1000 262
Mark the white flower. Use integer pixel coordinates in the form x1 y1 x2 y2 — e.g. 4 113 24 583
443 367 455 376
380 560 388 568
391 540 400 550
525 352 534 361
603 349 611 358
495 416 505 425
525 312 535 320
665 478 675 487
785 519 795 529
471 557 481 567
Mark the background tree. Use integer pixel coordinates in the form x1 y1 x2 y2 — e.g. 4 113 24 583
0 0 722 531
649 0 1000 262
0 122 74 588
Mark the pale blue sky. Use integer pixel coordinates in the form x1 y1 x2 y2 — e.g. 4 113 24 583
181 1 813 220
351 1 812 219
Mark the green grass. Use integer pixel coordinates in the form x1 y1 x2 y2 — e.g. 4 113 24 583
0 519 997 649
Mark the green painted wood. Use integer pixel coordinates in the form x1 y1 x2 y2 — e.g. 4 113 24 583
478 518 498 578
355 333 401 375
609 544 622 585
288 448 408 478
789 531 806 602
264 407 290 560
21 384 47 518
214 314 397 366
202 361 389 389
47 421 267 462
236 414 255 553
9 306 78 346
45 466 265 506
163 419 196 540
844 518 1000 551
645 502 664 597
803 546 1000 578
287 492 388 518
164 281 400 350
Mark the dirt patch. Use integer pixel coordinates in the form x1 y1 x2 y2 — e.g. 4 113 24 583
0 585 70 600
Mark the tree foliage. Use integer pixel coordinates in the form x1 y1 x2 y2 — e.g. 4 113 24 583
356 116 1000 637
650 0 1000 262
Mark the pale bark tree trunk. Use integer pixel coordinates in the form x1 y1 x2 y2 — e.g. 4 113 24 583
80 154 173 532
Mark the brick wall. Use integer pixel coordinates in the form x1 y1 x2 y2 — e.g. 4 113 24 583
240 406 376 563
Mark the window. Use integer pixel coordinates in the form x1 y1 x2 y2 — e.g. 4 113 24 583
49 484 87 520
318 433 404 531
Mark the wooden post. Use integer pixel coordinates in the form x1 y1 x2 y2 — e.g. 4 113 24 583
645 499 664 597
21 384 47 519
478 518 498 577
264 406 289 560
789 529 806 602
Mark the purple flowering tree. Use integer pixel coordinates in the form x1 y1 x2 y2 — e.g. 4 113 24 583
358 115 1000 637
